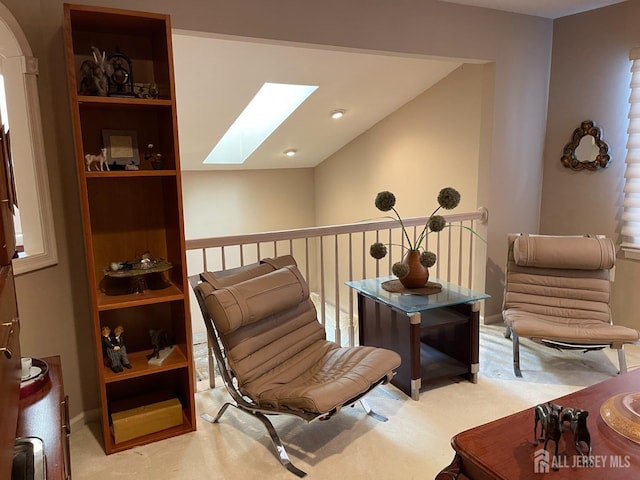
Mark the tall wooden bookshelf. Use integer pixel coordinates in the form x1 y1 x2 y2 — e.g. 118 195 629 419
63 4 196 453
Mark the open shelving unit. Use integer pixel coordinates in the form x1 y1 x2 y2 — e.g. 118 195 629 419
63 3 196 454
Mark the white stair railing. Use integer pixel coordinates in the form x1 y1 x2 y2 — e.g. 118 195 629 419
186 208 488 350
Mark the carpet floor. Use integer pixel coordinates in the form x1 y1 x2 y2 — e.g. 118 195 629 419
69 324 640 479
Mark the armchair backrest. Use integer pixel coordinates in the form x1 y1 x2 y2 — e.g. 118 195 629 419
195 255 326 389
502 234 615 324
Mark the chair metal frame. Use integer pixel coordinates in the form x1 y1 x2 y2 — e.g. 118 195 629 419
503 325 627 378
189 274 389 477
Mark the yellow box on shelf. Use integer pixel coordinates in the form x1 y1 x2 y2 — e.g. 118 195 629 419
111 397 182 444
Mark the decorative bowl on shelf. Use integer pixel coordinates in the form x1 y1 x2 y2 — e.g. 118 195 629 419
104 259 172 278
600 392 640 443
102 259 173 295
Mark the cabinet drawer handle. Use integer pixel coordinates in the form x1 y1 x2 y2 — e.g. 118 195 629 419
62 395 71 434
0 319 18 358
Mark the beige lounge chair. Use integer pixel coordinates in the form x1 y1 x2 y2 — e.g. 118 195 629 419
190 255 401 477
502 233 639 377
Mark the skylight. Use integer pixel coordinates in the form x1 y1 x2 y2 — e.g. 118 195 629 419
203 82 318 164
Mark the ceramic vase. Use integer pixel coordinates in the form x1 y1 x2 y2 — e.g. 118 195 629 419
399 249 429 288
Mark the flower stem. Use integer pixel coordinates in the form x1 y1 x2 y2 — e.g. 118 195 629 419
391 206 415 250
415 205 442 248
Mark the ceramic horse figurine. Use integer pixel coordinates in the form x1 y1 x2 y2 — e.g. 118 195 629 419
534 402 562 471
85 147 109 171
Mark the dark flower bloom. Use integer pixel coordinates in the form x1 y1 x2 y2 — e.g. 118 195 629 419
392 262 410 279
437 187 461 210
427 215 446 232
375 191 396 212
420 251 437 268
370 242 387 259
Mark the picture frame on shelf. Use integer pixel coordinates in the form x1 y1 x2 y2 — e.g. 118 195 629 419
102 129 139 168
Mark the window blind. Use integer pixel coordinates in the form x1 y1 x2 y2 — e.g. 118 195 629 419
622 48 640 251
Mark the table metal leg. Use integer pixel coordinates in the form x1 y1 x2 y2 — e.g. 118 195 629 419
409 312 421 400
470 363 479 384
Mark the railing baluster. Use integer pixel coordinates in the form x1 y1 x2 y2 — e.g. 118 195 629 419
362 232 366 279
447 224 452 283
320 236 326 328
348 233 354 347
305 237 310 283
334 234 341 346
468 220 474 289
457 221 463 285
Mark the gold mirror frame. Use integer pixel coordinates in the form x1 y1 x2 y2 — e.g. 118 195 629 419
561 120 611 171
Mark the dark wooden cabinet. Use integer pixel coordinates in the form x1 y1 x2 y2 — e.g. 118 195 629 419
0 265 20 480
17 356 71 480
62 4 196 454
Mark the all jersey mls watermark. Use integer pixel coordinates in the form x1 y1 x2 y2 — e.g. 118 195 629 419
534 448 631 473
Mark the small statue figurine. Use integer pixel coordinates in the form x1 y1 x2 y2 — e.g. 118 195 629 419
561 407 592 463
85 147 108 171
533 402 562 470
533 402 592 470
78 46 113 96
101 325 132 373
147 329 171 360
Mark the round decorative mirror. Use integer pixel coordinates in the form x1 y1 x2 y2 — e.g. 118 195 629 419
561 120 610 171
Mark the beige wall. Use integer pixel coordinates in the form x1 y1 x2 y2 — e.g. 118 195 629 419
182 169 315 239
4 0 553 417
315 64 484 227
541 0 640 330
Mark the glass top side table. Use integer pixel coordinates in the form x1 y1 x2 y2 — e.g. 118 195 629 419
346 276 490 400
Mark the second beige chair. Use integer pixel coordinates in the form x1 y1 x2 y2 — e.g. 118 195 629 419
502 233 639 377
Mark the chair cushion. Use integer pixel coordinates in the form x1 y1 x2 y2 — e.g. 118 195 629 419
513 234 615 270
244 341 400 413
504 310 640 344
203 265 309 335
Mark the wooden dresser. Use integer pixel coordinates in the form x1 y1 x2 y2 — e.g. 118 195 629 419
0 87 70 478
17 356 71 480
0 266 71 480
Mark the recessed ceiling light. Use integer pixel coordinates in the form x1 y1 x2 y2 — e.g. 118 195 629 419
330 109 345 120
284 149 297 157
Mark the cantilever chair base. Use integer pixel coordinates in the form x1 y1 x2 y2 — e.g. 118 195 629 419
508 327 628 378
201 385 389 478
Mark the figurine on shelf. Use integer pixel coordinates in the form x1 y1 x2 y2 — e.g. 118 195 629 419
101 325 132 373
85 147 109 171
147 329 171 360
78 46 113 96
144 143 165 170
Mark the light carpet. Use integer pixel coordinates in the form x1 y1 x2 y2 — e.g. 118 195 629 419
70 325 640 479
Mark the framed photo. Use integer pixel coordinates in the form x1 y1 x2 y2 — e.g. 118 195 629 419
102 129 139 167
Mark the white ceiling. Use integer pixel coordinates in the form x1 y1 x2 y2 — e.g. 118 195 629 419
173 33 462 171
438 0 627 19
173 0 626 171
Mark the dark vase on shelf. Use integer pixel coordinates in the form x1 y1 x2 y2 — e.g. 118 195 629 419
399 250 429 289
